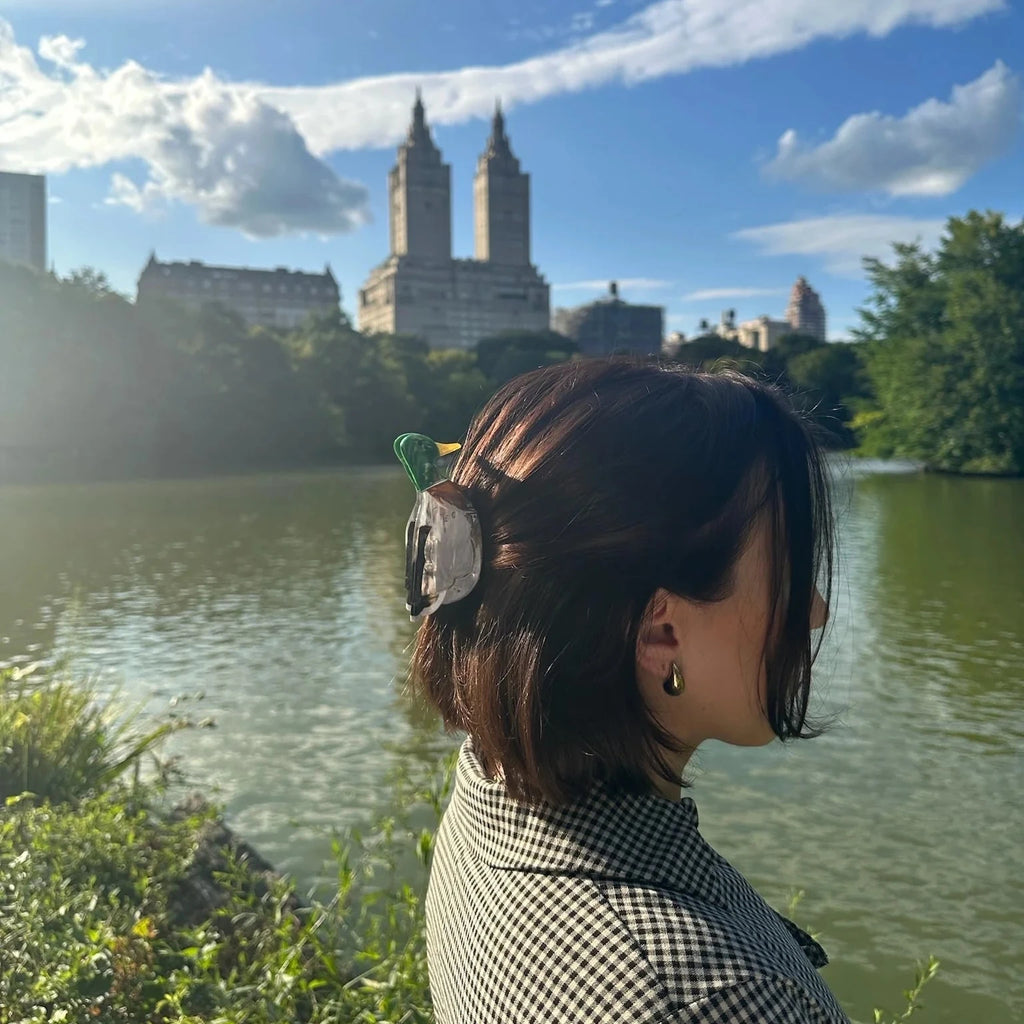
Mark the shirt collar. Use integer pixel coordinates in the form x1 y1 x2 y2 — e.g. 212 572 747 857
447 737 726 906
447 738 829 969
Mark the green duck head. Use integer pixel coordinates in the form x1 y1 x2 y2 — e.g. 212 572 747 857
394 433 462 491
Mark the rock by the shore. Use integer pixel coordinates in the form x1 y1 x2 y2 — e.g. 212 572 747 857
167 793 304 930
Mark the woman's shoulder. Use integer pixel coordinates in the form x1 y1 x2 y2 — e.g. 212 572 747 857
650 974 841 1024
596 878 848 1023
427 847 677 1021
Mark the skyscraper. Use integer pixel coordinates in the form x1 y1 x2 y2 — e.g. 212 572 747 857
359 98 549 350
388 92 452 263
474 104 530 266
0 172 46 272
785 276 827 341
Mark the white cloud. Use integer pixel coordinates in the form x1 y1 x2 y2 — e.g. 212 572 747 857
0 0 1005 233
681 286 786 301
37 34 85 68
553 277 671 291
262 0 1005 154
100 82 370 237
766 62 1021 196
0 29 369 237
734 214 947 276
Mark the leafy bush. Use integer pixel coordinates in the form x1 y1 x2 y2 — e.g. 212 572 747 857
0 668 452 1023
0 790 204 1022
0 664 174 805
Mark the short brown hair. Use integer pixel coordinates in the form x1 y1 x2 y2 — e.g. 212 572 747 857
411 358 834 805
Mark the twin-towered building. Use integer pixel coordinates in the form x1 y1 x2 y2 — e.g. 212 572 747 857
357 96 550 350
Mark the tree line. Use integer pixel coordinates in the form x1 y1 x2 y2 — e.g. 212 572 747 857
0 265 582 481
1 209 1019 482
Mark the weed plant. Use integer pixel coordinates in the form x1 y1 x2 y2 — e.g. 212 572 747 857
0 664 174 804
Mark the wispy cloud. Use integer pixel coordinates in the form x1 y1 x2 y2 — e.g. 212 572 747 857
553 278 671 291
263 0 1005 153
766 61 1021 197
0 0 1005 234
734 214 947 276
681 286 786 301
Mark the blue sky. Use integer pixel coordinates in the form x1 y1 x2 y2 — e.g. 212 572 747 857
1 0 1021 339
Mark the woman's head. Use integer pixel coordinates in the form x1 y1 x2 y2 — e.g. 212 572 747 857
412 357 834 805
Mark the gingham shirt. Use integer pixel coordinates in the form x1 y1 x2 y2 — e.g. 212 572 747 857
426 739 851 1023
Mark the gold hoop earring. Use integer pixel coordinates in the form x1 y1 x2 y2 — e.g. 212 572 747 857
663 662 685 696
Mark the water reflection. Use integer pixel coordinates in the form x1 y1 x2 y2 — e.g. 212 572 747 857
858 472 1024 737
0 469 445 881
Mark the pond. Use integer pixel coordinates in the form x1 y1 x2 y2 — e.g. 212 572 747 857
1 461 1021 1023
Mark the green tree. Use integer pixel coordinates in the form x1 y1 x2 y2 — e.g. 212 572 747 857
475 329 577 385
0 265 335 481
786 342 868 447
62 266 120 297
673 334 764 371
761 332 823 379
423 349 490 441
292 313 419 460
855 211 1024 474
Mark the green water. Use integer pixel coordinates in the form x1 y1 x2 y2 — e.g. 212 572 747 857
1 462 1021 1023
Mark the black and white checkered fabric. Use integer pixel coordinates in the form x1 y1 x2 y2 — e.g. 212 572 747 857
425 738 851 1023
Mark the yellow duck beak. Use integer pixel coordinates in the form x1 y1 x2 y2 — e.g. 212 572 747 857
436 442 462 456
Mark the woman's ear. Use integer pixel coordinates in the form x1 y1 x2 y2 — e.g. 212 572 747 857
636 588 681 679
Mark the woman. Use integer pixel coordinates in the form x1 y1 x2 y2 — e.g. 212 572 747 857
398 358 850 1023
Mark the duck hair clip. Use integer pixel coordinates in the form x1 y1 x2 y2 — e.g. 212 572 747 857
394 433 483 619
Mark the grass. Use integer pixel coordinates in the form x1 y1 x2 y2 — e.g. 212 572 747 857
0 776 448 1023
0 663 176 805
0 662 448 1022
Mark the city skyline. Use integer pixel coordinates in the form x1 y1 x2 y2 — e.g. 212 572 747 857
0 0 1021 338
